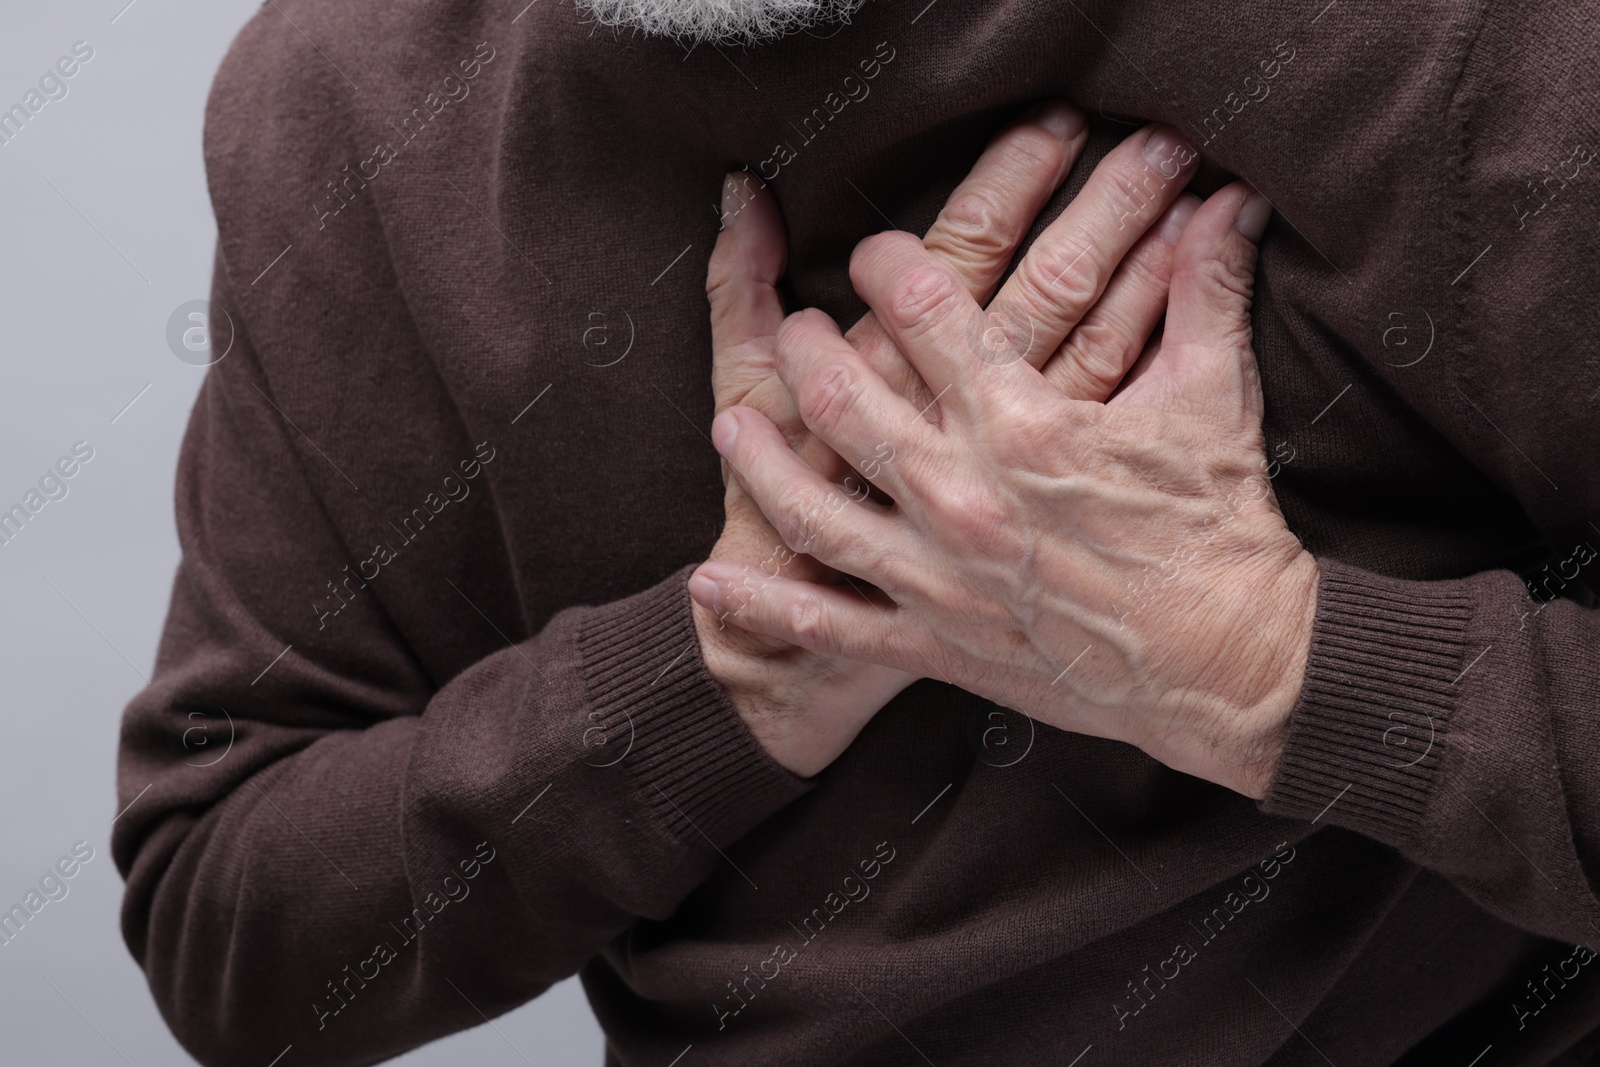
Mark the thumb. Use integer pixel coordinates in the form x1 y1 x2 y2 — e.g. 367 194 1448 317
1150 181 1270 413
707 171 788 361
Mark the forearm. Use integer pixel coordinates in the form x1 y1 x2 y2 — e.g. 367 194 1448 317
1261 559 1600 946
119 569 807 1067
115 285 810 1064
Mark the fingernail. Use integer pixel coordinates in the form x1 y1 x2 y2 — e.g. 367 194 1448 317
1142 126 1195 174
688 572 723 615
711 410 740 454
1157 196 1201 243
1235 191 1272 242
1034 100 1085 141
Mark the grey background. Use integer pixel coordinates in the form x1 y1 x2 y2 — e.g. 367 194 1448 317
0 2 604 1061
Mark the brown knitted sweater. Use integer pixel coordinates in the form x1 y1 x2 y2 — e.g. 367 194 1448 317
114 0 1600 1064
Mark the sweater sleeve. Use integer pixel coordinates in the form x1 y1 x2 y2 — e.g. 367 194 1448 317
1261 560 1600 947
1261 0 1600 950
111 255 809 1067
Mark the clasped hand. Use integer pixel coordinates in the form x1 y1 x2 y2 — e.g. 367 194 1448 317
692 103 1318 798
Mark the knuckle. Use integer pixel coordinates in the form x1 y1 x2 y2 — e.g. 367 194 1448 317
1179 247 1258 340
928 191 1011 269
931 482 1009 547
776 478 827 550
1200 243 1259 301
1175 231 1258 300
1024 242 1100 321
884 265 962 334
1057 319 1130 397
797 361 860 437
785 592 826 648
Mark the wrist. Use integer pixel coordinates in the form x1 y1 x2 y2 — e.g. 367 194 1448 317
1217 550 1319 798
691 588 792 719
1141 549 1318 799
690 570 914 778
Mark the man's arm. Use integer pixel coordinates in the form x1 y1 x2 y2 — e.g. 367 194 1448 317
1255 0 1600 949
115 14 823 1062
92 225 857 1067
1261 562 1600 947
114 252 810 1067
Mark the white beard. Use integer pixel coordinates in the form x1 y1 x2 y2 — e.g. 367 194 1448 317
575 0 866 44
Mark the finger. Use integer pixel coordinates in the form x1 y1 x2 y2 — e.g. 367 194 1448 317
688 561 908 667
987 124 1200 370
921 100 1087 304
707 172 786 383
774 309 933 496
1138 181 1269 415
847 233 1054 424
1042 193 1198 401
711 403 905 580
850 102 1085 416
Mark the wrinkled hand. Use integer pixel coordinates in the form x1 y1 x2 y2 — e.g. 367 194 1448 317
696 102 1205 778
693 181 1318 797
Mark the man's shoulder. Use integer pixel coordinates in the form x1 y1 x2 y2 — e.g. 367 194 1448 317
205 0 498 185
202 0 515 295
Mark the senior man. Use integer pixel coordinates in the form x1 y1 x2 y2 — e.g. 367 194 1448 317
115 0 1600 1064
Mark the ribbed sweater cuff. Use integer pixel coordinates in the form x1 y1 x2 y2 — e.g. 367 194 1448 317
1261 559 1473 847
576 565 811 850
